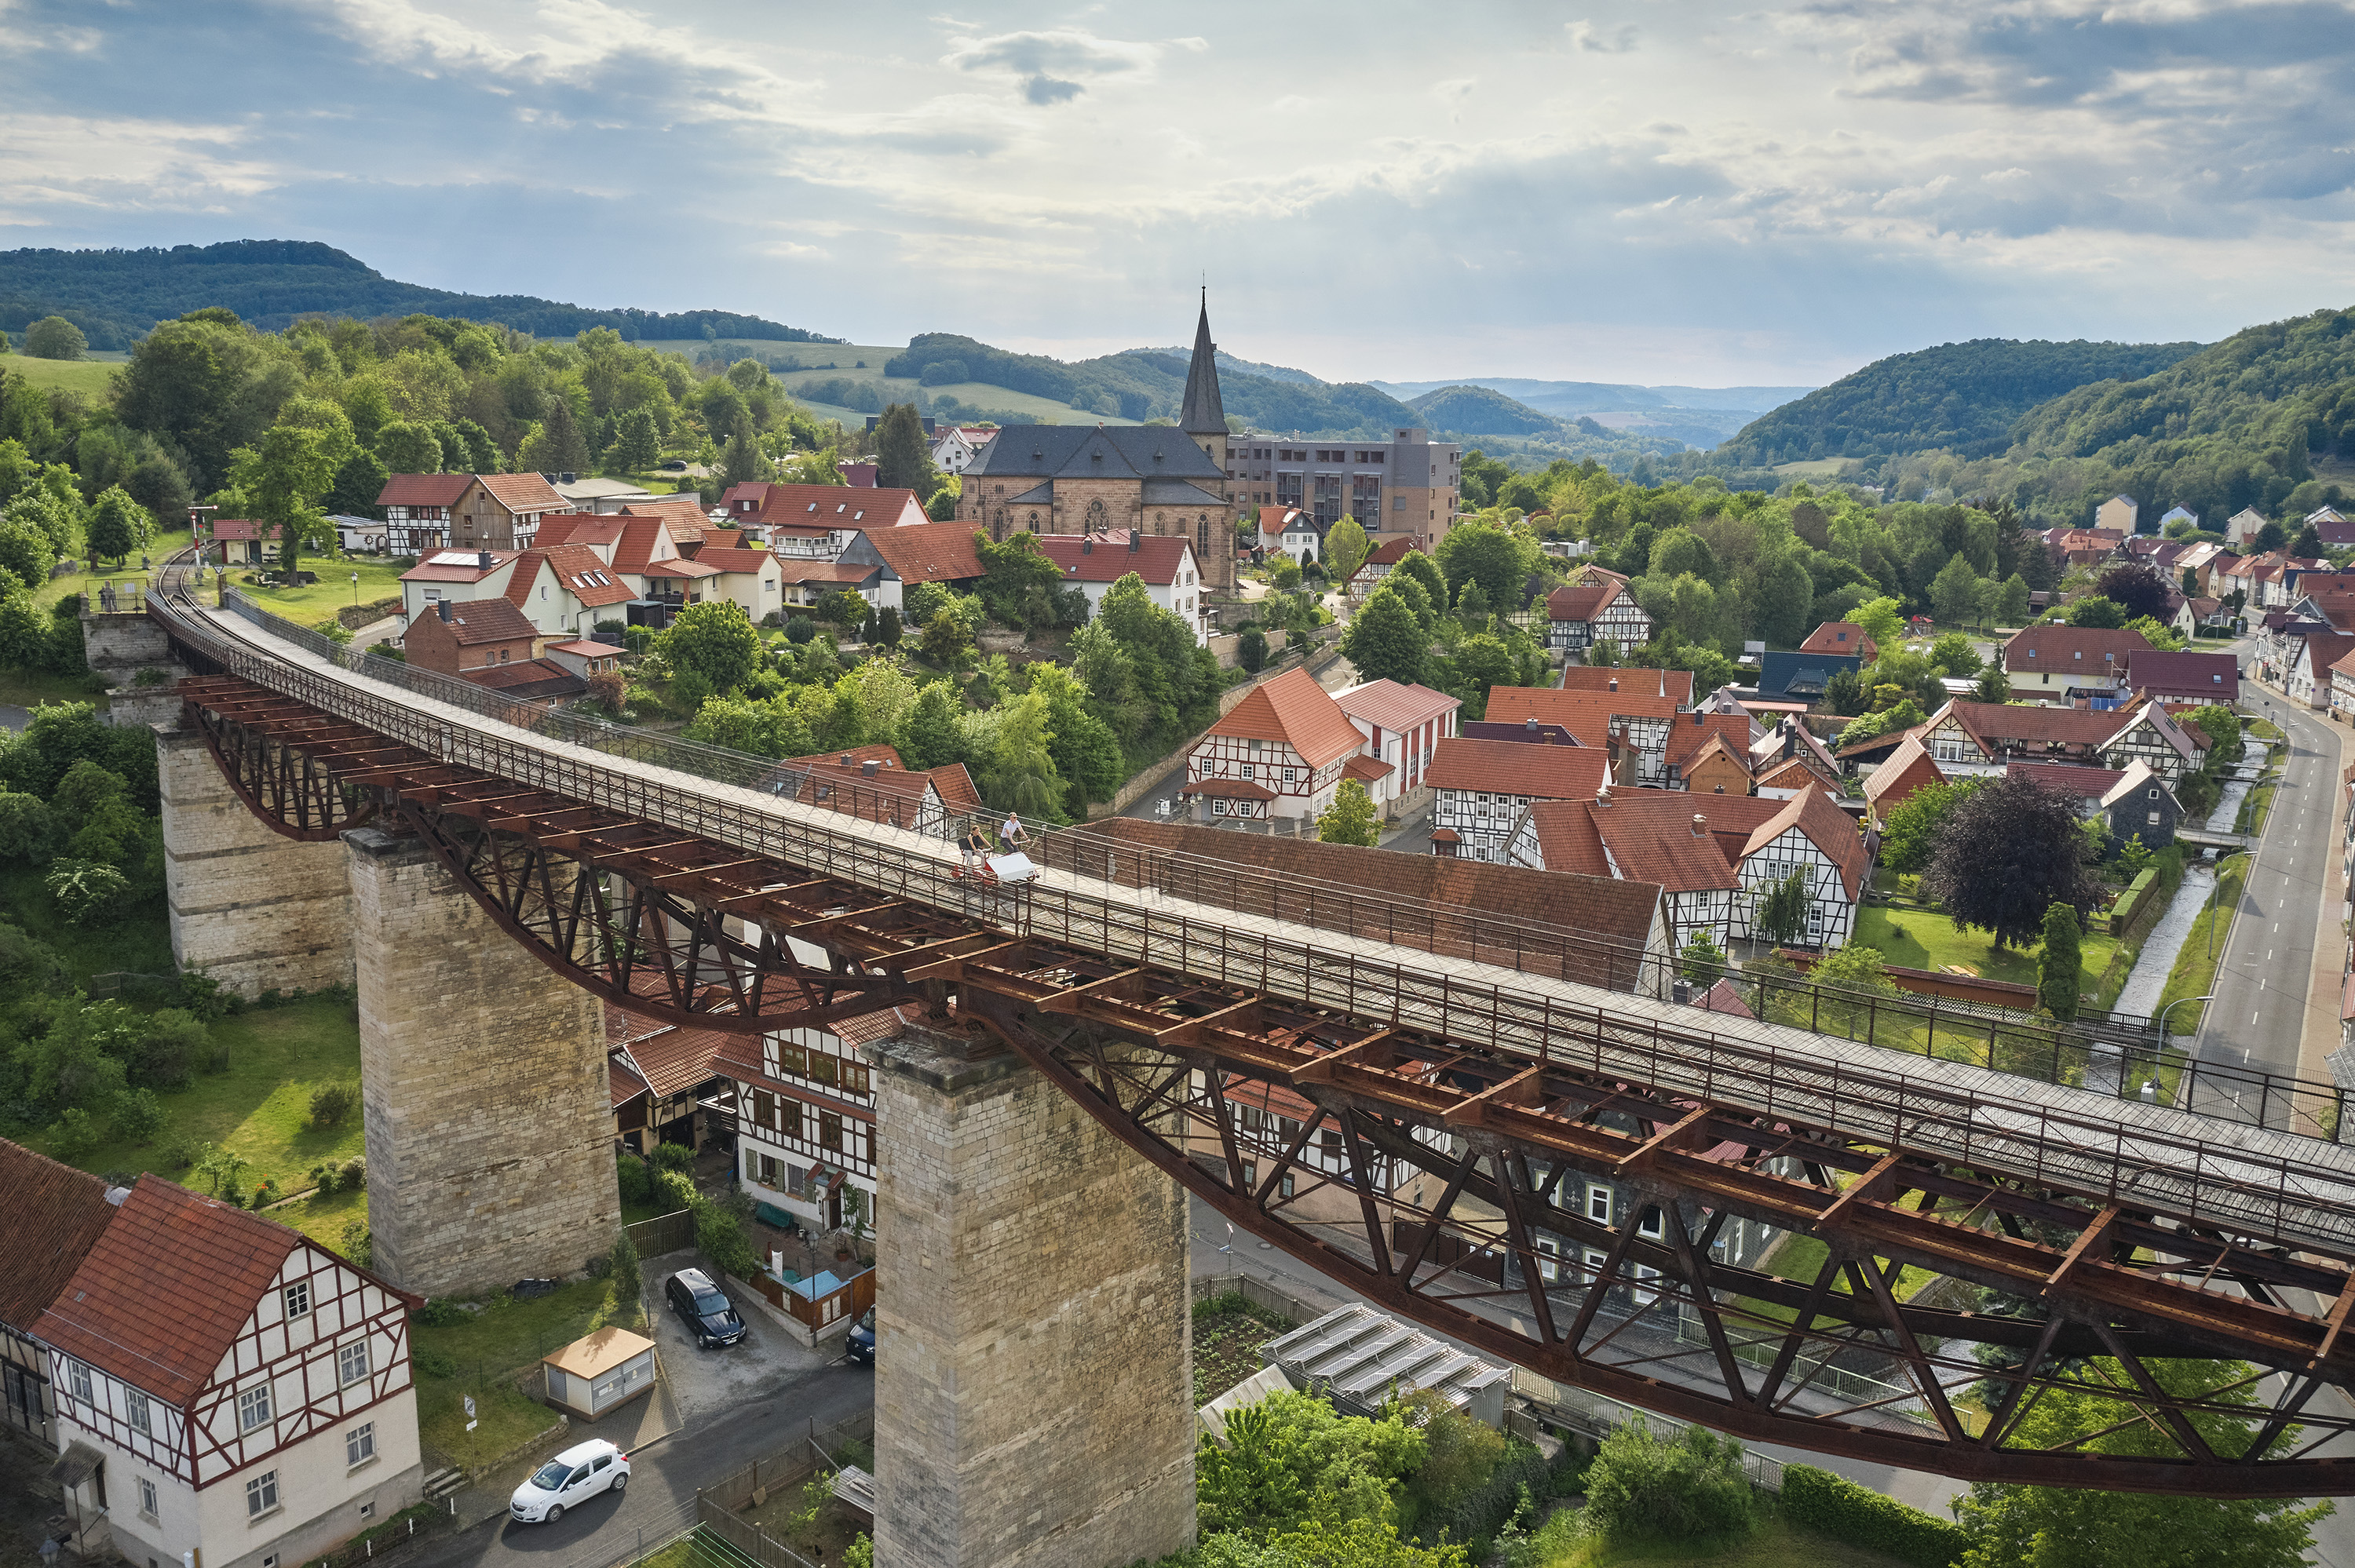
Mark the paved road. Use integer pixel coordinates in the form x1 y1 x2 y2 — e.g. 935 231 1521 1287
2187 672 2342 1127
407 1362 872 1568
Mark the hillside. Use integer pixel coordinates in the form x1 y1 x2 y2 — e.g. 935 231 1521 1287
1408 385 1561 435
0 239 839 349
1714 337 2204 466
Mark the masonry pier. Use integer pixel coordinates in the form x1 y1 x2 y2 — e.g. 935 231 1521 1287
344 825 619 1296
867 1026 1195 1568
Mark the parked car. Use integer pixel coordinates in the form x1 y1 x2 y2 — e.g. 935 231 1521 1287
509 1439 630 1524
666 1266 747 1348
845 1306 874 1366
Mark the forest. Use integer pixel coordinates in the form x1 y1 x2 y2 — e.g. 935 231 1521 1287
0 239 838 349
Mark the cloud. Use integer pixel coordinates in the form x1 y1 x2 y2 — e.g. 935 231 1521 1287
1567 19 1639 53
941 27 1189 105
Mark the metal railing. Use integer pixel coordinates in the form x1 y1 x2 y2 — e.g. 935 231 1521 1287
145 578 2355 1257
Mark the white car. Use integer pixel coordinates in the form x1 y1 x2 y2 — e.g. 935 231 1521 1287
509 1439 630 1524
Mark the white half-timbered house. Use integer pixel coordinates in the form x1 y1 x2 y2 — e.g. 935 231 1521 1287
1483 687 1679 786
374 474 469 556
1506 794 1785 952
32 1179 422 1568
1726 786 1867 950
2 1142 119 1448
2098 701 2206 783
1544 571 1651 653
1426 738 1611 862
715 1007 896 1239
1182 666 1367 822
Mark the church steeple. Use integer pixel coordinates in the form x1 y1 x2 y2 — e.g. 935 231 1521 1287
1180 288 1226 438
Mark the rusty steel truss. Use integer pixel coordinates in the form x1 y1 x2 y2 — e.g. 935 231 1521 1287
156 639 2355 1496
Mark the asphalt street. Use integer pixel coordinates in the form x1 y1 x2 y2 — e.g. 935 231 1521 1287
403 1362 873 1568
2187 663 2342 1127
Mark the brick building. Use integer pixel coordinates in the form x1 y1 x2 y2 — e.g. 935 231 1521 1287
400 596 541 676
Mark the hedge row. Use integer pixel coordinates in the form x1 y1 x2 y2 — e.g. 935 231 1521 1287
1782 1464 1967 1568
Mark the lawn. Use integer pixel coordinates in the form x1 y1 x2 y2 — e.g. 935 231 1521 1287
1736 1231 1935 1330
0 665 111 711
2153 851 2250 1037
0 862 173 984
1851 905 2119 997
226 554 416 622
409 1273 647 1467
25 994 365 1191
1533 1511 1914 1568
4 356 122 398
34 525 196 611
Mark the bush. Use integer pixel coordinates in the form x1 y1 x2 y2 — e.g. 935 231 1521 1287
160 1134 201 1170
616 1151 654 1205
46 859 130 926
49 1107 100 1160
338 1156 366 1191
696 1202 763 1282
1415 1440 1551 1552
654 1167 698 1211
1782 1464 1966 1567
414 1296 469 1327
312 1162 340 1197
309 1081 357 1128
176 971 237 1022
586 1249 614 1280
784 614 816 645
650 1140 694 1172
111 1087 166 1145
412 1348 458 1378
1582 1419 1754 1542
610 1229 641 1296
340 1220 372 1267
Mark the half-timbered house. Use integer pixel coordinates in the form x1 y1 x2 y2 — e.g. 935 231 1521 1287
2100 701 2207 782
1749 718 1842 800
1543 570 1650 653
717 1007 896 1238
1727 786 1866 949
1427 738 1611 862
2288 633 2355 711
1 1141 119 1446
1860 732 1944 828
1484 687 1679 786
1506 793 1784 951
1921 700 2134 776
1556 666 1695 709
1182 667 1366 823
33 1179 422 1568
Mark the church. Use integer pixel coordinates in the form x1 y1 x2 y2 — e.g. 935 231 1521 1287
955 296 1237 593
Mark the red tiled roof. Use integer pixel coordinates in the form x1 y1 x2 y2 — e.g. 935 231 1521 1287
1206 666 1365 769
622 1024 726 1099
1362 538 1415 567
2003 625 2152 675
2008 762 2126 800
2298 633 2355 682
1181 777 1277 800
1332 678 1459 735
1860 732 1943 810
1341 753 1395 782
1036 532 1193 585
1743 786 1868 900
401 549 521 583
777 561 883 585
693 546 779 576
208 519 283 542
535 514 627 549
463 658 586 697
2127 649 2238 697
1798 622 1878 661
1425 736 1611 801
1663 712 1754 769
721 483 926 530
608 1052 649 1107
1484 686 1680 744
32 1177 303 1405
539 543 633 607
477 472 568 513
610 516 680 575
1695 979 1754 1019
1942 700 2129 749
1557 666 1694 706
377 473 470 509
699 528 745 549
0 1140 117 1332
1546 581 1622 622
409 596 538 646
864 520 985 585
1588 796 1741 892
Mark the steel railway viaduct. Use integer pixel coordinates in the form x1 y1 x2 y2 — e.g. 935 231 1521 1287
97 568 2355 1565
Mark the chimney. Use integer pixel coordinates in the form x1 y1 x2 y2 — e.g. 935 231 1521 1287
1525 717 1539 735
1692 813 1707 837
862 759 880 777
1129 530 1140 552
1607 677 1618 692
1594 783 1612 808
1692 709 1703 726
437 600 452 623
477 549 493 571
839 753 853 768
1082 535 1093 555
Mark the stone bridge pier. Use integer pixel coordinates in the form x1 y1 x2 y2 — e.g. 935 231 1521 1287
867 1027 1194 1568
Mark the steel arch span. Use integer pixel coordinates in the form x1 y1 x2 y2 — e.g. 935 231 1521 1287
154 643 2355 1496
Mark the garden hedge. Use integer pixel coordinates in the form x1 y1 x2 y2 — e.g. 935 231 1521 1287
1781 1464 1966 1567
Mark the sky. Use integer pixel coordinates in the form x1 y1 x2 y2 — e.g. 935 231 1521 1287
2 0 2352 388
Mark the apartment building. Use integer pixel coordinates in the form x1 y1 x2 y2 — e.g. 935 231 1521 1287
1224 427 1462 549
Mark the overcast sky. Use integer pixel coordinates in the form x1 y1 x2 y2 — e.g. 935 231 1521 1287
3 0 2350 387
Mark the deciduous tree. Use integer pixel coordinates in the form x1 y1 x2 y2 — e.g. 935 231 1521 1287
1753 868 1812 947
1879 779 1977 875
84 487 148 567
24 316 86 361
1924 773 2101 947
1324 515 1371 586
1317 779 1379 846
1338 586 1424 687
659 600 763 696
2096 561 2171 622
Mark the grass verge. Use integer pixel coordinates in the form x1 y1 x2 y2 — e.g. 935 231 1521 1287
2236 777 2279 837
1524 1505 1915 1568
2154 853 2251 1037
411 1274 646 1467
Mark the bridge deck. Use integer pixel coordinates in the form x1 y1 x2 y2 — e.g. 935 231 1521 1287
184 602 2355 1258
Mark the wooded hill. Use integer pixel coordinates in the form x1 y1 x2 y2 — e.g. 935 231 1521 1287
1714 337 2204 467
0 240 839 351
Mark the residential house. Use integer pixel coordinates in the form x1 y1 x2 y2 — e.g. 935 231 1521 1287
608 513 722 610
396 552 525 631
2227 508 2269 549
2097 495 2140 534
2312 505 2355 549
1343 537 1418 603
1754 650 1860 705
1749 717 1843 800
608 1016 728 1150
329 516 386 555
1426 737 1612 862
1181 667 1366 823
717 1005 901 1237
1484 686 1680 786
2127 649 2239 707
774 560 888 612
1544 571 1650 653
1331 679 1462 811
0 1142 119 1446
2174 541 2225 593
1925 699 2203 782
542 639 623 680
2009 762 2127 819
2258 556 2326 611
1860 731 1944 828
201 520 287 567
1036 532 1207 645
929 427 995 476
2001 625 2152 705
1798 621 1879 664
374 475 470 555
1507 793 1783 951
758 746 984 839
528 542 635 635
2160 505 2199 533
2102 761 2182 852
692 545 786 625
718 483 929 550
836 520 986 612
2173 596 2225 639
1557 665 1695 709
400 597 541 677
1729 786 1868 949
1272 507 1324 566
34 1177 422 1568
464 660 589 702
551 477 662 514
1663 710 1758 795
2290 633 2355 710
2331 650 2355 726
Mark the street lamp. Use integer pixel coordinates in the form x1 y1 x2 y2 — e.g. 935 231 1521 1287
2159 992 2217 1042
350 571 360 607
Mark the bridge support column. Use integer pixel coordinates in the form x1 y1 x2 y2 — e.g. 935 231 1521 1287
867 1028 1193 1568
344 825 619 1297
156 724 355 998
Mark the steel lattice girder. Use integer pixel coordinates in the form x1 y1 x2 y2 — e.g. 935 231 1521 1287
171 675 2355 1493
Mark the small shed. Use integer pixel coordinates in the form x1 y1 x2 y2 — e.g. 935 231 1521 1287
542 1326 658 1420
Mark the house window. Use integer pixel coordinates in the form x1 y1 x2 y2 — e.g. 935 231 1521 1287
138 1478 158 1519
246 1471 279 1519
129 1391 151 1435
2149 811 2161 826
1638 1205 1665 1240
819 1111 842 1152
283 1282 311 1319
238 1383 272 1432
346 1423 375 1468
1586 1185 1612 1224
1535 1237 1561 1284
783 1101 804 1140
338 1341 370 1387
67 1360 92 1403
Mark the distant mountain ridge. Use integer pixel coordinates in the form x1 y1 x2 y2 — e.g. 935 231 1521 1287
0 239 839 349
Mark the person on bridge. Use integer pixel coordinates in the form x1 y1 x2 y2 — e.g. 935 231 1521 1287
1001 811 1028 851
959 822 992 877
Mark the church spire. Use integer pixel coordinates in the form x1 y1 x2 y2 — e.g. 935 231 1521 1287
1180 287 1225 437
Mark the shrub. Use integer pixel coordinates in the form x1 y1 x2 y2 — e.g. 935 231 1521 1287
134 1008 209 1088
696 1202 763 1282
312 1163 340 1197
309 1081 357 1128
654 1168 698 1212
49 1107 100 1160
1782 1464 1966 1567
46 859 130 926
586 1249 614 1280
412 1347 458 1378
616 1151 654 1205
1414 1438 1551 1552
160 1133 200 1170
338 1156 366 1191
650 1140 694 1172
250 1180 276 1209
784 614 816 645
1582 1419 1754 1542
176 970 236 1022
414 1297 469 1327
111 1086 166 1145
610 1230 641 1296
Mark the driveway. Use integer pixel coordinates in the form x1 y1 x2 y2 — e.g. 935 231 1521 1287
638 1249 834 1422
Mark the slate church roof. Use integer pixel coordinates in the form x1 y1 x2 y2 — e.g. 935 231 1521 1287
965 425 1225 483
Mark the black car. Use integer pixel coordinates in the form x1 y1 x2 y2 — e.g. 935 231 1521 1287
664 1267 746 1348
845 1307 874 1366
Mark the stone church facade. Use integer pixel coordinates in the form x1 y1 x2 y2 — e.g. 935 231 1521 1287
956 297 1237 594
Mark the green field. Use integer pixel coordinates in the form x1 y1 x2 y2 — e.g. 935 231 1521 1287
225 553 414 622
1851 905 2119 997
630 337 1137 427
1768 459 1847 479
35 526 195 611
3 355 122 398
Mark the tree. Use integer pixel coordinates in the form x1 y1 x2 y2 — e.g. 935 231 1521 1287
1880 779 1977 875
1583 1419 1754 1544
921 604 974 669
1954 1359 2330 1568
1974 665 2012 702
894 682 967 770
2294 523 2324 560
2037 902 2083 1019
1924 773 2102 947
84 487 148 567
608 406 661 473
374 421 443 475
24 316 87 360
1993 572 2033 625
1325 515 1371 586
1393 549 1445 611
0 515 50 592
1928 631 1981 676
1455 578 1492 630
1930 554 1984 627
1823 668 1867 717
659 600 762 695
1338 586 1424 687
326 447 390 522
1754 868 1811 947
2065 595 2127 629
1318 779 1380 846
2255 520 2287 552
1850 596 1907 651
1269 555 1302 593
682 695 814 758
2096 561 2171 622
540 396 593 476
721 416 766 487
1435 521 1530 608
873 605 903 647
229 418 346 577
874 403 937 494
1237 626 1268 673
973 529 1071 631
1679 931 1726 985
2190 704 2243 768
